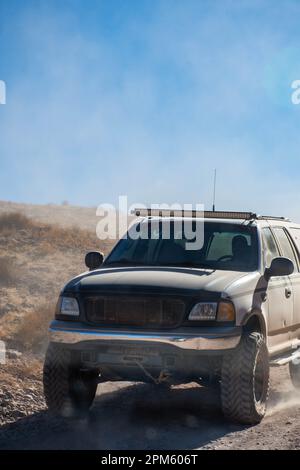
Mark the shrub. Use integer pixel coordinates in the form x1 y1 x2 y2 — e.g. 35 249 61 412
0 256 16 286
0 212 33 231
13 302 55 355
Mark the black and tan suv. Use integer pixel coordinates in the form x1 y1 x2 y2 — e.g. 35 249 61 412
43 210 300 424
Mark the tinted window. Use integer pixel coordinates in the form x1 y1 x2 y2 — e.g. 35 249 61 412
273 227 298 271
105 221 259 272
288 228 300 255
207 231 252 260
262 227 280 267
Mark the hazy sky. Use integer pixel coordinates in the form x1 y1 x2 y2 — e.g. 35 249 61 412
1 0 300 219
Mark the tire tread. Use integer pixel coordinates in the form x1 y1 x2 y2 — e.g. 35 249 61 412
221 332 269 424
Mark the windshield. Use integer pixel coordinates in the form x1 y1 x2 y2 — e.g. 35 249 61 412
104 221 259 272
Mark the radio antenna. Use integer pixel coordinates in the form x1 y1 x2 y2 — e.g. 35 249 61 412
212 169 217 212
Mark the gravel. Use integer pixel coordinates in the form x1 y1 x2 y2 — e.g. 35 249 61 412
0 357 299 450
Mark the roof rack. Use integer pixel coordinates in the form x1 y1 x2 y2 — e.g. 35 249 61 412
132 208 290 222
256 215 290 221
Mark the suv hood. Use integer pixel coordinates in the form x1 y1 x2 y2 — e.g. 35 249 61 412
64 266 251 297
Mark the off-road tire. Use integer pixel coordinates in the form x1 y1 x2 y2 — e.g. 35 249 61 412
289 359 300 389
221 332 270 424
43 342 98 417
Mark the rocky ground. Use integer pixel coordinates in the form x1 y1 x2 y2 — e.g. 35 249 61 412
0 354 299 450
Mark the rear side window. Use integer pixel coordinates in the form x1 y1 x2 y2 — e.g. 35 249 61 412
262 227 280 267
273 227 299 271
288 228 300 255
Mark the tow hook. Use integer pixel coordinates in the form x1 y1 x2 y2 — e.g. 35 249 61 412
134 360 171 384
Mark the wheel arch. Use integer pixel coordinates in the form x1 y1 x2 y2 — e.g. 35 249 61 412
241 310 267 339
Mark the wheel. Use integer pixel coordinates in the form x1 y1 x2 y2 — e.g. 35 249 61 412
43 342 98 417
289 357 300 389
221 332 270 424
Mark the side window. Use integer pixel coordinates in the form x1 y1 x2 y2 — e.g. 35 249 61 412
287 228 300 256
273 227 299 272
262 228 280 267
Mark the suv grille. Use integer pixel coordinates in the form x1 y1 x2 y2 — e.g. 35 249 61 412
84 296 185 328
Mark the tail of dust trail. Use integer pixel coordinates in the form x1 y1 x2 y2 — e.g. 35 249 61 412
267 370 300 417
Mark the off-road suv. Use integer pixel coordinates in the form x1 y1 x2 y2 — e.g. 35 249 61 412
43 210 300 424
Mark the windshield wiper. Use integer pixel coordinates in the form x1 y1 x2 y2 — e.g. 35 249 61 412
157 261 213 269
105 259 214 269
104 258 145 266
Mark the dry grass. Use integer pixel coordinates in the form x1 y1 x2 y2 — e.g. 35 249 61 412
0 212 33 232
34 223 100 252
0 210 113 255
0 207 116 358
12 302 55 354
0 256 16 286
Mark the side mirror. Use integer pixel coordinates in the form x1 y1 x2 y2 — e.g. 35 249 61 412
85 251 104 271
265 257 294 279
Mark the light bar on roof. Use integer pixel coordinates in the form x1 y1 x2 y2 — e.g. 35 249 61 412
204 211 257 220
132 208 257 220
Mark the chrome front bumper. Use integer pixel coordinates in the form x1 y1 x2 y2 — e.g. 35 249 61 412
49 320 242 352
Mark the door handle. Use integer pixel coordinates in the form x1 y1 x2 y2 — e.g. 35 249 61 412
285 288 292 299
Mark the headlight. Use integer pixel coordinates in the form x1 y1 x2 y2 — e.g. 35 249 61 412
59 296 80 317
188 302 217 321
188 300 235 322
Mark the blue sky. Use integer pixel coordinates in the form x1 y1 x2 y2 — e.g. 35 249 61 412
1 0 300 219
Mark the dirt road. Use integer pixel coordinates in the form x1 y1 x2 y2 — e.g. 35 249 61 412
0 360 299 450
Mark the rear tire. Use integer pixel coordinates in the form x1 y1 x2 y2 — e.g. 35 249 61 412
289 359 300 389
221 332 269 424
43 343 98 418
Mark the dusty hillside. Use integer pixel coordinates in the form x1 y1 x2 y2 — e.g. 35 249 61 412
0 200 99 232
0 200 135 235
0 210 114 350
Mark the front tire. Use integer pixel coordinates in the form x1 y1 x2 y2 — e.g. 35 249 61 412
221 332 270 424
43 343 98 417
